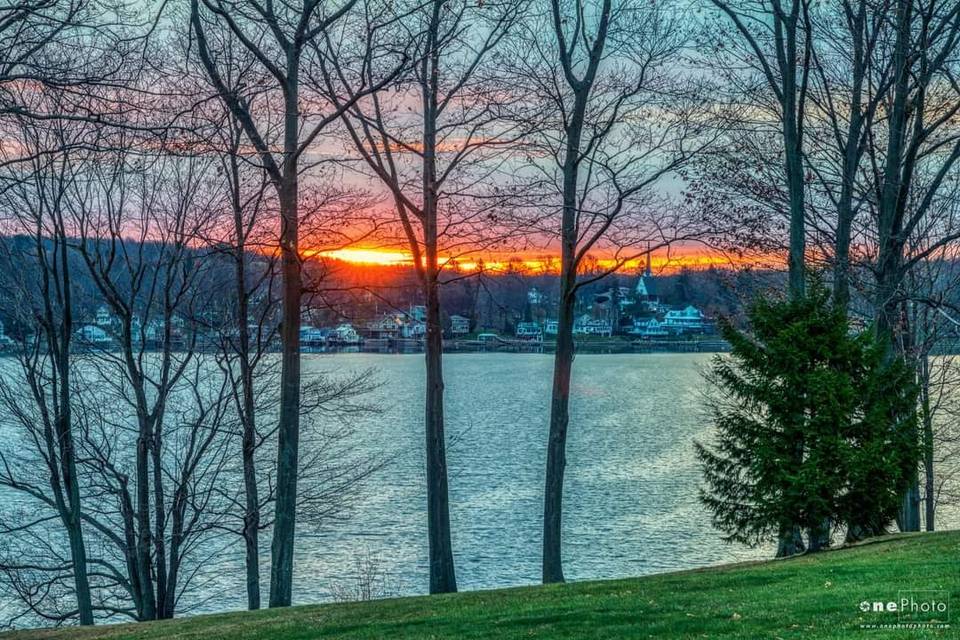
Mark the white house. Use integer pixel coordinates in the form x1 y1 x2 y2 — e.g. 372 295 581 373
449 315 470 335
573 315 612 337
515 322 543 340
330 323 362 344
366 314 405 339
663 306 707 333
77 324 111 344
630 317 669 338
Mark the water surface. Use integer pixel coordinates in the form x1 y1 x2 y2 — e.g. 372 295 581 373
284 352 766 604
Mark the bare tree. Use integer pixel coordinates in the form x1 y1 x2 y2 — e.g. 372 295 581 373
69 146 233 620
0 99 95 626
848 0 960 533
521 0 710 581
320 0 528 593
188 0 404 606
198 109 384 608
803 0 894 309
706 0 812 300
0 113 242 625
901 252 960 531
204 103 277 610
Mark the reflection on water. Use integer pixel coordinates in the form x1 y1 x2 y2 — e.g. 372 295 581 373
271 352 768 606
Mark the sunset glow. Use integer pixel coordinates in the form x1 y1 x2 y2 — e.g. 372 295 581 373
314 247 745 273
315 248 417 266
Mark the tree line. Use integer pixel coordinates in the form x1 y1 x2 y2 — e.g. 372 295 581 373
0 0 958 629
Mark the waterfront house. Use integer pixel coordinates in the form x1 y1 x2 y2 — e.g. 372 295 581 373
574 315 612 337
77 324 111 344
630 317 670 338
299 325 328 347
449 315 470 336
515 321 543 340
402 320 426 339
329 323 362 345
634 251 661 312
365 314 405 339
663 306 708 333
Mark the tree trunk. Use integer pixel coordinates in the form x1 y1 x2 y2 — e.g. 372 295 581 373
542 77 588 583
135 425 156 620
779 17 809 556
775 525 805 557
231 151 262 610
920 355 935 531
243 418 262 609
807 519 830 553
424 270 457 593
269 177 302 607
543 286 575 583
53 247 94 625
59 403 94 624
419 19 457 592
784 122 806 300
833 194 853 310
899 473 921 532
779 10 806 302
152 442 169 618
269 100 302 605
64 516 94 625
831 2 867 311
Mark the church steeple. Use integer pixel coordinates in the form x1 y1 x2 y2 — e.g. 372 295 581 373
644 242 652 277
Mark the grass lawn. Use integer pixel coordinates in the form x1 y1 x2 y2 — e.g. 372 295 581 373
5 531 958 639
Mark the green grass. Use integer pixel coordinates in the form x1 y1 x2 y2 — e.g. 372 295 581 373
6 531 958 639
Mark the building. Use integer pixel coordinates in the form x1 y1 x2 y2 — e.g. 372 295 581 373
365 314 405 339
663 305 708 334
515 322 543 340
408 305 427 322
300 325 328 346
630 317 670 338
574 315 612 337
329 323 362 345
634 249 661 312
77 324 111 344
449 315 470 336
403 320 426 339
94 305 113 327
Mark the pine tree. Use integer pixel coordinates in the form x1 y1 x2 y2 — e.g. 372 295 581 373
696 286 919 555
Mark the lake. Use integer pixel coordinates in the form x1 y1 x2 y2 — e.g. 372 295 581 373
9 349 949 619
268 351 768 605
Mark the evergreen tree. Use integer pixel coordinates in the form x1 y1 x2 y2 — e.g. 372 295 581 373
696 286 919 555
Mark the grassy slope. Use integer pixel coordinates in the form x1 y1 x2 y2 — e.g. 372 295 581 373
6 531 958 640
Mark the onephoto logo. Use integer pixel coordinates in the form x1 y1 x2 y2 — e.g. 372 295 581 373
858 590 950 630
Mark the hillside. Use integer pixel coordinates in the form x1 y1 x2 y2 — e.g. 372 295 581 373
6 531 957 640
